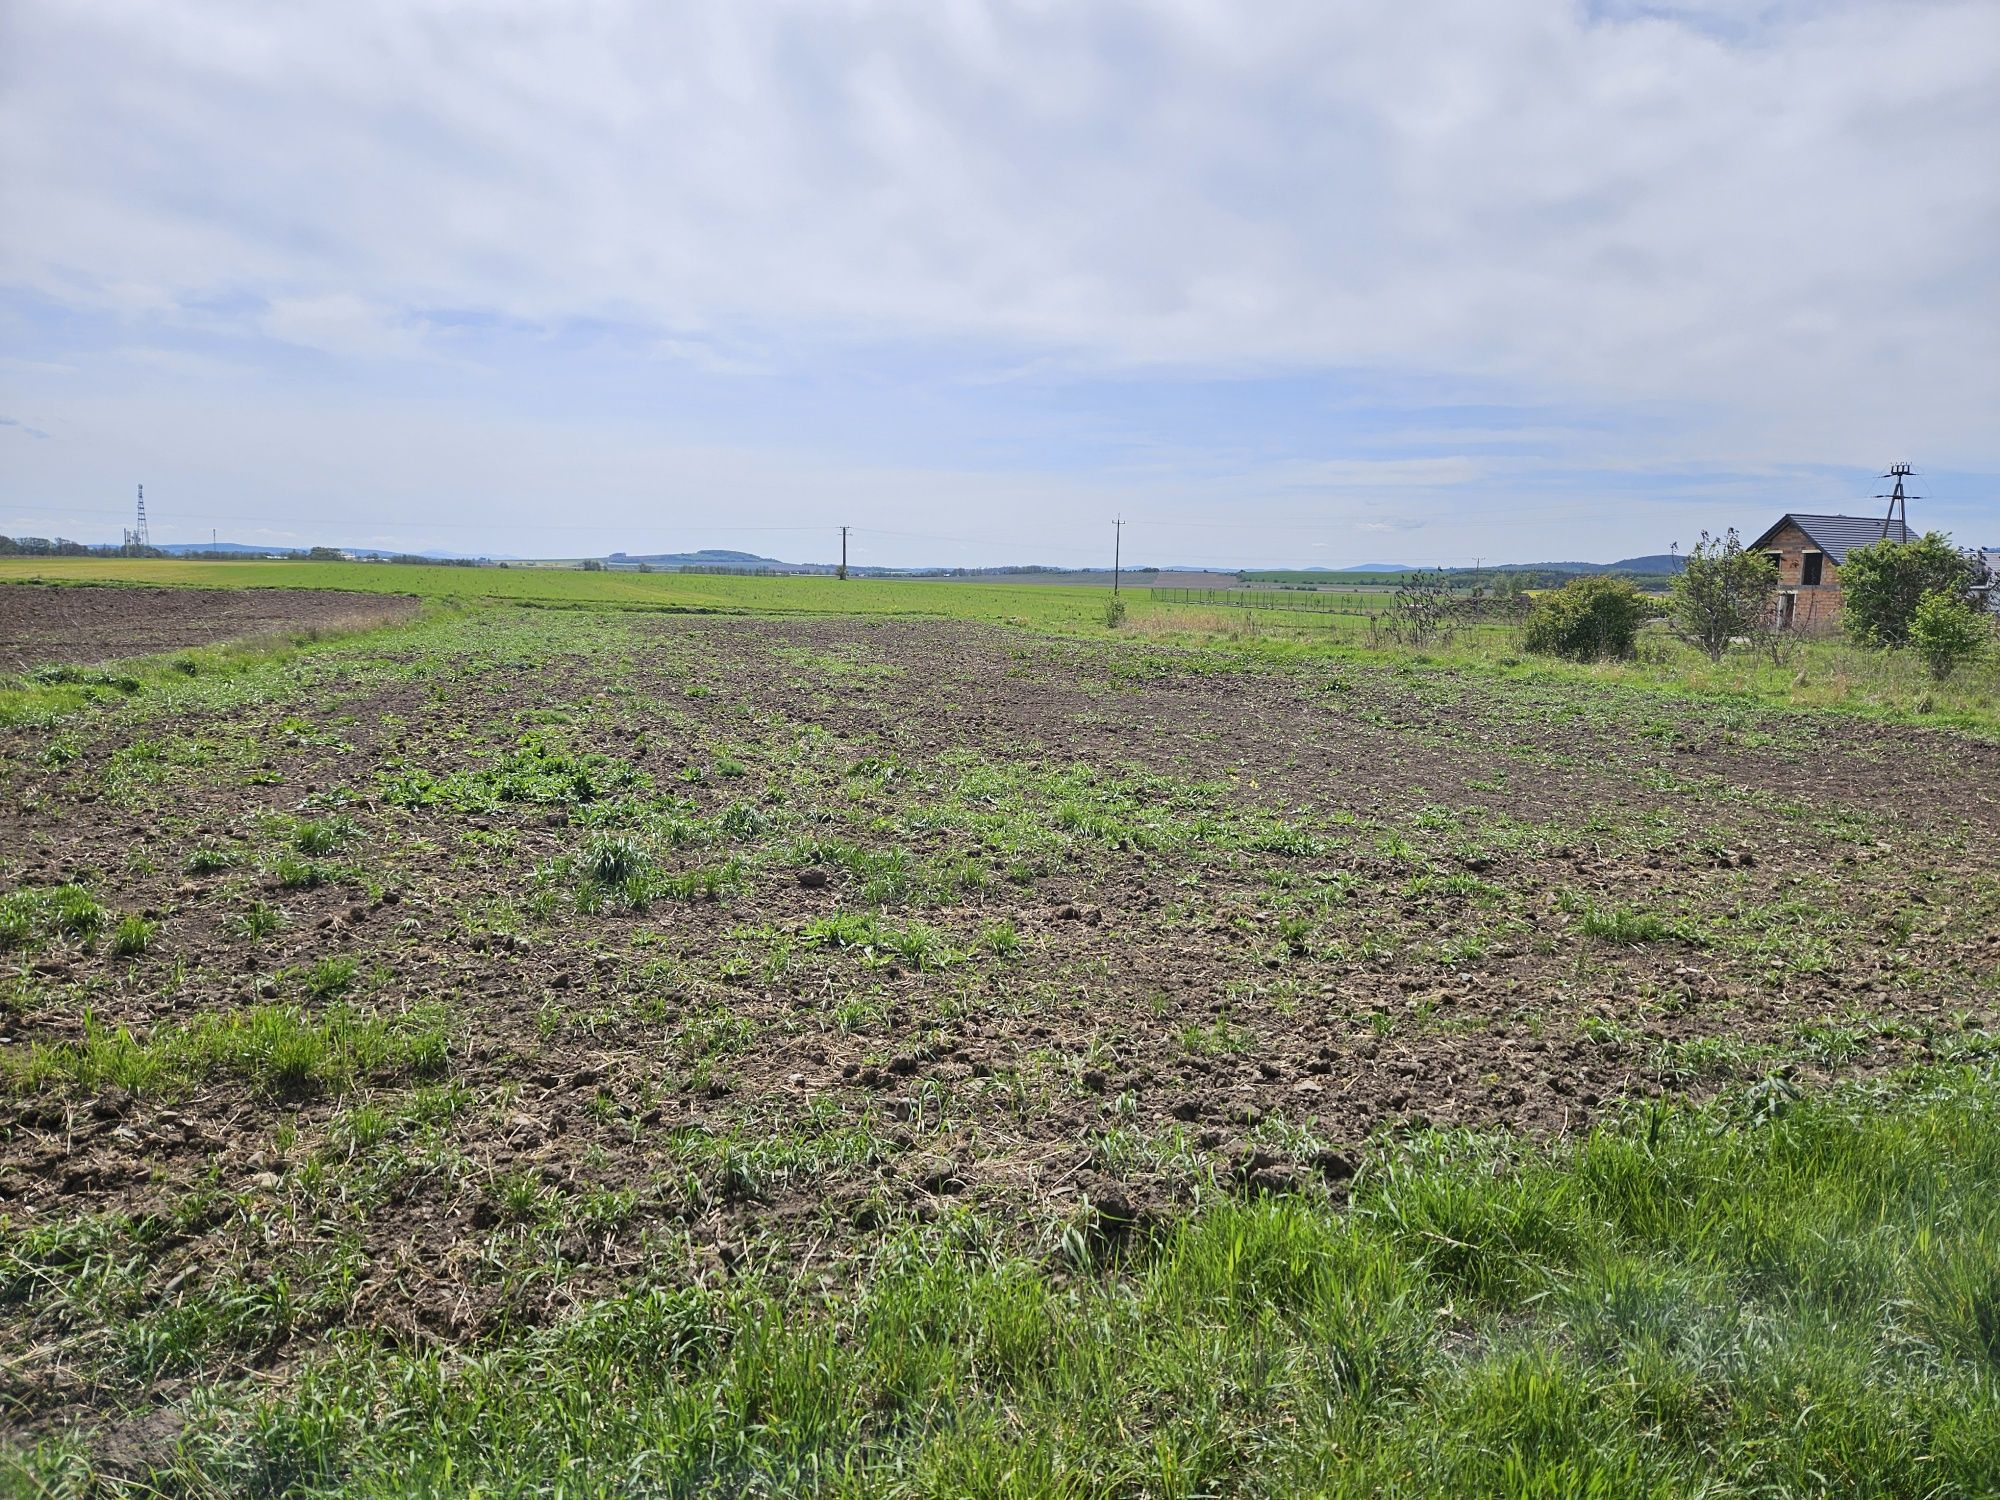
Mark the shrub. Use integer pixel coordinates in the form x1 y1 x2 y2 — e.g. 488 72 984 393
1909 589 1991 682
1386 570 1460 647
1668 529 1776 661
1102 594 1128 629
1842 531 1977 647
1522 577 1649 662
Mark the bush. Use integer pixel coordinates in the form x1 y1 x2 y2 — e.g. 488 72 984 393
1522 577 1649 662
1909 589 1991 682
1102 594 1128 629
1386 570 1458 647
1842 532 1977 647
1668 529 1776 661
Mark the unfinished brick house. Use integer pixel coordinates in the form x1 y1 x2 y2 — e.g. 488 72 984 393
1746 513 1912 633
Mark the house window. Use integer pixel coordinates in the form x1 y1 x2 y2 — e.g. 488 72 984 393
1802 552 1824 586
1765 552 1783 574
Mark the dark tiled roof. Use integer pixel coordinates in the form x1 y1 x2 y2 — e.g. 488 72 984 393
1748 513 1912 564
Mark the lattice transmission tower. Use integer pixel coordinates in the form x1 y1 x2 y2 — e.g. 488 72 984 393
122 484 151 551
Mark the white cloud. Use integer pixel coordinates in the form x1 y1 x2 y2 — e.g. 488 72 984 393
256 295 437 363
1 0 1995 557
1270 458 1495 491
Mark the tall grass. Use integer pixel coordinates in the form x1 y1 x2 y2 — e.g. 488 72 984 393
21 1063 1995 1495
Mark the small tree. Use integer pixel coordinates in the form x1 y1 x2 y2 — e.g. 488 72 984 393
1841 531 1976 647
1909 589 1990 682
1668 529 1776 661
1522 576 1650 662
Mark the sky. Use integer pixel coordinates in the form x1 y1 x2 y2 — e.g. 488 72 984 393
2 0 1996 569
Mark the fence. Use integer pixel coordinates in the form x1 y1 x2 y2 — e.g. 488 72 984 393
1146 587 1381 614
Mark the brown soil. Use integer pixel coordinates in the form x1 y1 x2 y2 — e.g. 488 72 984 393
0 583 421 672
2 609 1996 1426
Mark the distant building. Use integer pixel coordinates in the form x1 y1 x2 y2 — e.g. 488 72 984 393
1745 513 1912 633
1976 549 2000 612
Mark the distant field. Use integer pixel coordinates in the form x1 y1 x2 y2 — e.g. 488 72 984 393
0 583 420 672
0 557 1137 633
4 556 1998 737
1241 568 1431 586
0 557 1431 651
1147 584 1397 612
1243 568 1678 590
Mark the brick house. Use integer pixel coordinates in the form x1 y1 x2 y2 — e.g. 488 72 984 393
1745 513 1912 633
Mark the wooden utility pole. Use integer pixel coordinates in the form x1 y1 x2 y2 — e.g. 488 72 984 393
839 525 850 580
1113 517 1123 594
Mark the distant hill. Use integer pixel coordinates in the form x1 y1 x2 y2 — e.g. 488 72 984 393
1490 554 1680 575
606 548 810 569
156 541 508 561
136 541 1682 576
157 542 289 557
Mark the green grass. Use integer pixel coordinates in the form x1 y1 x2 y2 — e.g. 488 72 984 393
0 557 1133 630
1576 903 1700 947
7 558 1999 734
232 900 285 941
297 954 360 1000
0 883 107 951
271 854 332 890
182 843 241 875
12 1063 1995 1495
290 815 357 856
381 730 650 812
2 1002 451 1098
800 909 973 971
108 914 155 958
